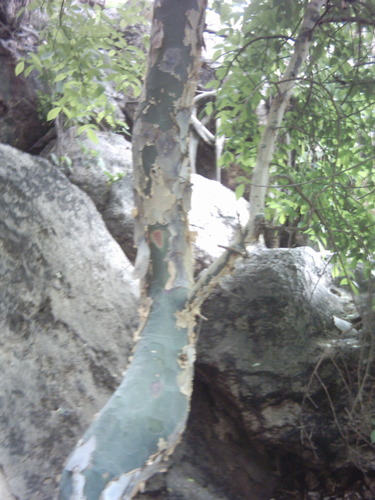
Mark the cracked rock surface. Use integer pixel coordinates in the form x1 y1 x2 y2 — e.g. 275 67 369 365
0 144 139 500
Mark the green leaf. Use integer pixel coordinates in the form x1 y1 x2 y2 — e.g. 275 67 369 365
15 61 25 76
204 102 214 117
220 3 232 23
96 110 106 123
235 184 245 200
212 49 223 62
54 73 68 83
29 52 43 69
46 107 62 121
349 281 359 295
62 107 73 119
86 128 99 143
24 65 34 77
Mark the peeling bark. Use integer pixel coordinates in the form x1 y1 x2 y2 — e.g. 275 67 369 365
58 1 206 499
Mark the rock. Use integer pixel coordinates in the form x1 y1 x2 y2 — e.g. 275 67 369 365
103 172 249 267
0 1 50 152
41 129 137 258
191 247 373 496
102 171 249 268
196 248 344 446
41 128 134 212
42 129 249 266
102 175 137 261
199 247 343 382
134 247 373 499
190 173 248 271
0 45 49 152
0 144 139 500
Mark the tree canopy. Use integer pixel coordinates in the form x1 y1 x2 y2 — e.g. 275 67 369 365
18 0 150 137
209 0 374 288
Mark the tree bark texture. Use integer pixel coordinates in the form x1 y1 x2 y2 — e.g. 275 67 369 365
58 1 206 499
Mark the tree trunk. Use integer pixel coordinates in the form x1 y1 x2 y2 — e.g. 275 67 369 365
58 1 206 499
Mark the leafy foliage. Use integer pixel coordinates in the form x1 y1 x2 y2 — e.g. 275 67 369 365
17 0 374 283
19 0 149 132
209 0 375 285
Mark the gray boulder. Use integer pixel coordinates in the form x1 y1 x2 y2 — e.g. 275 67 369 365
189 173 248 272
0 144 139 500
41 129 249 266
41 129 137 259
41 129 133 213
136 247 374 500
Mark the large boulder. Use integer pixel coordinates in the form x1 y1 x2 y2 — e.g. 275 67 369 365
136 247 374 500
0 144 139 500
41 129 137 258
0 1 50 152
40 129 134 213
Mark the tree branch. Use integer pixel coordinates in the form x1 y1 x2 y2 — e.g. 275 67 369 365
319 16 375 26
188 0 326 310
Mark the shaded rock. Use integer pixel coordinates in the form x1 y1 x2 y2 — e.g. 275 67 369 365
0 1 50 152
199 247 342 381
135 247 374 500
102 175 136 261
41 128 133 212
0 144 139 500
0 46 49 152
193 247 374 496
41 129 136 259
155 379 275 500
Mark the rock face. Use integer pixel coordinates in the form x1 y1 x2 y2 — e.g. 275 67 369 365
0 45 49 152
41 129 249 267
136 248 374 500
189 174 248 271
41 129 134 213
0 144 139 500
0 1 50 153
41 129 137 260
